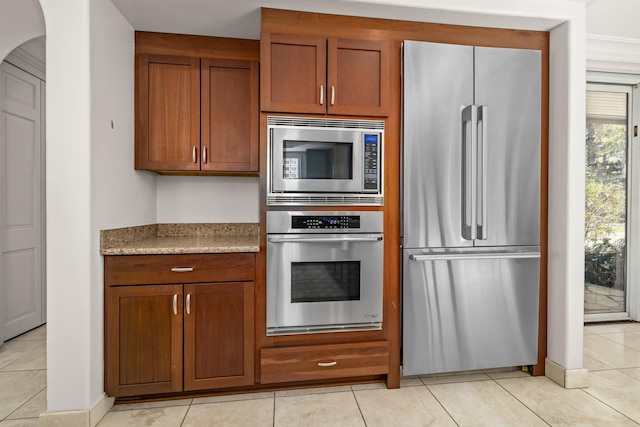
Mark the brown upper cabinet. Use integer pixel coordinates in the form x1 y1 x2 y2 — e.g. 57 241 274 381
261 34 390 117
135 54 259 174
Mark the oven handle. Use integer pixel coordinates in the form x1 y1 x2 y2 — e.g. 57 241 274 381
268 236 383 243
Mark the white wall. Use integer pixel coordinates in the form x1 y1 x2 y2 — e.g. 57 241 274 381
40 0 156 414
39 0 93 411
89 0 156 409
156 177 259 223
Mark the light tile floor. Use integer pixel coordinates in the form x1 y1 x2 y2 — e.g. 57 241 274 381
0 325 46 427
3 323 640 426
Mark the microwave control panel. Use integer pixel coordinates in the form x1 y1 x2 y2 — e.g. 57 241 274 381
364 134 380 191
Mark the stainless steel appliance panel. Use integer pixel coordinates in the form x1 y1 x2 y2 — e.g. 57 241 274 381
474 47 541 247
403 41 474 249
402 247 540 375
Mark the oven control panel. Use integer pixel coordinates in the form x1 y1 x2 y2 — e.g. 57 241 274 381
291 215 361 229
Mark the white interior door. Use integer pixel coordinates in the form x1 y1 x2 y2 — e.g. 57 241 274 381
0 61 45 341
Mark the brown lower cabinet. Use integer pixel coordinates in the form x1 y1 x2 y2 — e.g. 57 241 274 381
104 254 255 398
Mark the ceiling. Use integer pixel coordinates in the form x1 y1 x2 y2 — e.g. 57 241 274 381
109 0 575 40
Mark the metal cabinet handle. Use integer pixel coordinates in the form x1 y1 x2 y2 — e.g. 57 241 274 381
186 293 191 315
192 146 197 163
171 267 194 273
320 85 324 105
172 294 178 316
317 361 337 367
331 86 335 106
202 146 208 164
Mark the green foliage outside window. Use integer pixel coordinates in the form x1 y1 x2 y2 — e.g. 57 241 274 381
584 121 626 288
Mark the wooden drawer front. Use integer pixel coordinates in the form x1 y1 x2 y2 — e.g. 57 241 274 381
260 341 388 384
105 253 254 286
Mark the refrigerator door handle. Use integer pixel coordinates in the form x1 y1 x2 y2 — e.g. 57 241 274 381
477 105 488 240
409 251 540 261
461 105 477 241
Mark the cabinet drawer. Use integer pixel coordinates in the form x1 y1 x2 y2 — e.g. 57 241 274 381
260 341 388 384
105 253 254 286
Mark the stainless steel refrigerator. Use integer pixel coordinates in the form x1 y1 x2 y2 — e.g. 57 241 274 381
402 40 541 376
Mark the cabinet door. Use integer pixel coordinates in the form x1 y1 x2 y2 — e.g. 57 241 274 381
183 282 254 390
135 54 200 171
260 34 327 114
105 285 183 397
201 59 258 172
327 39 390 117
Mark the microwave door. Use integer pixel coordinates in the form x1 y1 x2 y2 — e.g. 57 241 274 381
270 127 363 193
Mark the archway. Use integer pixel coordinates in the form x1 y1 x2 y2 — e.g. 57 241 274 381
0 0 46 348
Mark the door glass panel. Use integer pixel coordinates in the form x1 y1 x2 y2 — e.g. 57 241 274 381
283 141 353 180
585 88 628 315
291 261 360 302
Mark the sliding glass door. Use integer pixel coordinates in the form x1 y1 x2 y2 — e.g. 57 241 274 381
584 82 633 321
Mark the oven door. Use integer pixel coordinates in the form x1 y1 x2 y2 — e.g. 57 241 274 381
266 233 383 335
270 127 364 193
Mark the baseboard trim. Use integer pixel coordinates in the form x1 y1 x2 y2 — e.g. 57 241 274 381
39 393 114 427
545 358 589 389
90 393 114 427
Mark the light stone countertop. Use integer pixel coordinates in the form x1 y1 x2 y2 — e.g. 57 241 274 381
100 223 259 255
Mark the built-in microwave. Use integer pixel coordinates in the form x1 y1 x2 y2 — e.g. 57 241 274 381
267 116 384 206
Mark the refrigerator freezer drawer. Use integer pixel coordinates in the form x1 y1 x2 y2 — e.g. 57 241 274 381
402 248 540 376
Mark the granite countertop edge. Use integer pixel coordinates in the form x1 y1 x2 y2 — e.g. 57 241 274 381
100 223 260 255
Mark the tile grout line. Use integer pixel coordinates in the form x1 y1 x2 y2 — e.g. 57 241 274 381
350 387 368 427
178 401 190 427
0 340 46 373
272 393 276 427
422 379 461 426
493 377 552 426
578 387 640 425
3 384 47 421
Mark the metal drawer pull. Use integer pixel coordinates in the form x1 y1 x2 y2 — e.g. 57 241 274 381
171 267 194 273
203 146 208 164
331 86 335 106
172 294 178 316
186 293 191 315
192 146 197 163
320 85 324 105
317 361 337 367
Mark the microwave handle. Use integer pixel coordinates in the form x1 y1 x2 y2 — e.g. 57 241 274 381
268 236 383 243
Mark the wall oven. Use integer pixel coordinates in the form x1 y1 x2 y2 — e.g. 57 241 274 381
267 116 384 206
266 211 383 335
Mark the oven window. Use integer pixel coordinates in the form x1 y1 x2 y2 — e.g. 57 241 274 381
291 261 361 303
283 141 353 180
